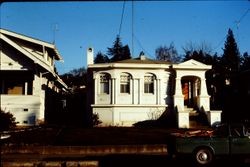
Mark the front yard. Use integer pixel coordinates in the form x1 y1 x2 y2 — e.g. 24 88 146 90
4 126 184 146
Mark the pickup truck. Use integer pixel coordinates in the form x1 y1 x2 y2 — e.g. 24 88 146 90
170 124 250 166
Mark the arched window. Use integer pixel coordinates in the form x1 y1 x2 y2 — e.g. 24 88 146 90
120 73 131 93
144 73 155 94
99 73 110 94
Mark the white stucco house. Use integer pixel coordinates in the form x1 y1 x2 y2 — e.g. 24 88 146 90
0 29 68 126
87 48 221 128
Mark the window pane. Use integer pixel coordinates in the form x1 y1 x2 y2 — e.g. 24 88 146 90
100 73 110 94
120 84 130 93
100 82 109 94
144 75 154 93
120 74 130 93
5 81 24 95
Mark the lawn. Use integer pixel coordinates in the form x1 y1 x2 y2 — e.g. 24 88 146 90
4 126 185 146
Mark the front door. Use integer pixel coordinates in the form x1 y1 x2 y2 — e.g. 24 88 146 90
182 80 193 107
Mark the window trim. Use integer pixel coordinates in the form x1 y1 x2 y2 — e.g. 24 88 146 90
120 73 131 94
99 73 110 94
144 73 156 94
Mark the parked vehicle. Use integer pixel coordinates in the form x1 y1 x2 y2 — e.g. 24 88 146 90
170 123 250 166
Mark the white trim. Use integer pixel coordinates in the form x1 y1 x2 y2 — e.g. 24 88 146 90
88 63 170 69
1 34 55 74
0 29 62 60
91 104 168 107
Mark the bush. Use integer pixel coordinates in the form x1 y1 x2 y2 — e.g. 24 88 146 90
92 113 102 126
0 109 16 131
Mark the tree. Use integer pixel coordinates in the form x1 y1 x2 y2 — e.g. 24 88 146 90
107 36 131 62
240 52 250 71
0 109 16 131
220 29 241 122
94 52 109 64
60 67 87 90
221 28 240 86
155 42 180 63
122 45 131 60
59 67 90 127
182 41 213 63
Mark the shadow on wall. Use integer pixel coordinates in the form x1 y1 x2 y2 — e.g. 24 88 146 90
133 107 177 128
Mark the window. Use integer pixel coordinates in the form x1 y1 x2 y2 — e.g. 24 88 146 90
120 73 131 93
144 74 155 94
100 73 110 94
1 80 33 95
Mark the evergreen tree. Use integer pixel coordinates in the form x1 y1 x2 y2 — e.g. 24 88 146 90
107 36 131 62
220 29 241 122
94 52 109 64
122 45 131 60
221 28 240 86
240 52 250 71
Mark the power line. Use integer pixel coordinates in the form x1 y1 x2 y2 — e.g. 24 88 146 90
131 0 134 56
118 1 126 36
235 8 250 29
133 34 152 57
212 8 249 54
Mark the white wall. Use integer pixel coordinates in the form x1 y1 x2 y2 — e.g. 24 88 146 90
0 95 40 125
93 106 166 126
92 67 170 126
94 68 170 106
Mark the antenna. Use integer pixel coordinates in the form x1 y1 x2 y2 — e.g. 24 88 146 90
52 23 59 44
131 0 134 56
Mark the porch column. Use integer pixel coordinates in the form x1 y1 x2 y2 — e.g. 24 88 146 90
94 78 97 104
138 79 141 104
198 78 210 111
111 78 116 104
25 82 28 95
157 79 161 105
200 78 208 96
174 77 184 111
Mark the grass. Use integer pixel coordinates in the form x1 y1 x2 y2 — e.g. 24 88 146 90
4 126 186 146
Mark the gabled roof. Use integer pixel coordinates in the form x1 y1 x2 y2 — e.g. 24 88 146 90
0 29 68 90
0 28 62 60
172 59 212 70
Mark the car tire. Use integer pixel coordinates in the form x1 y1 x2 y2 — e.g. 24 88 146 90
194 147 213 166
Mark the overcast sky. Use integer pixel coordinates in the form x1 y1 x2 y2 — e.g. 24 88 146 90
1 1 250 74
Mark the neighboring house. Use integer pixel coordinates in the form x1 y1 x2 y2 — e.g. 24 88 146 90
87 48 222 128
0 29 68 126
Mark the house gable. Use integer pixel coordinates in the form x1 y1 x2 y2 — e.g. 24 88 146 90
172 59 211 70
0 29 62 60
0 29 64 77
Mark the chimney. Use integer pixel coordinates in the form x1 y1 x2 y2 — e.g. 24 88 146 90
87 47 94 65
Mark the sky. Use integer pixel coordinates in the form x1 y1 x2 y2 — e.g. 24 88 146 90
1 1 250 75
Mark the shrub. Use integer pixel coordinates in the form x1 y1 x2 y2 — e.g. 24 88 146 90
92 113 102 126
0 109 16 131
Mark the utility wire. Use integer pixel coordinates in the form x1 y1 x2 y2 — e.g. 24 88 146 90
133 34 152 57
212 8 249 54
235 8 250 29
132 0 134 56
118 1 126 37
